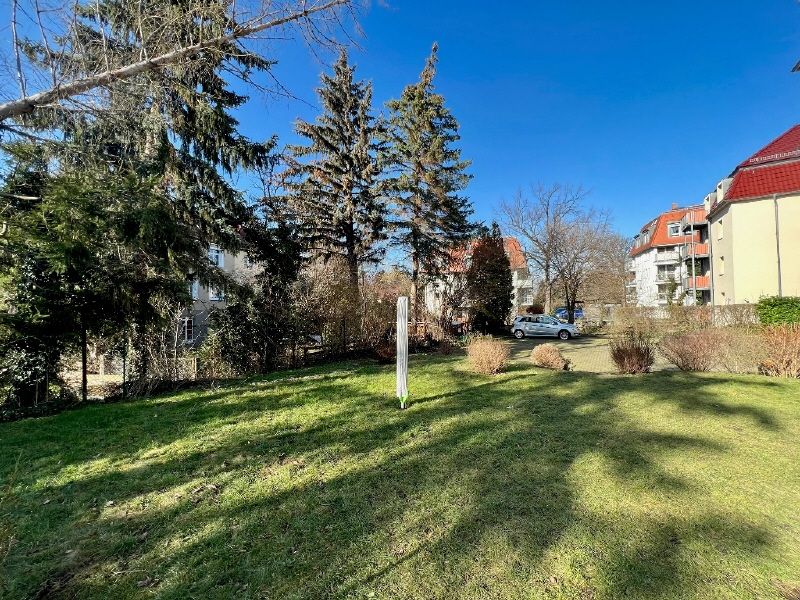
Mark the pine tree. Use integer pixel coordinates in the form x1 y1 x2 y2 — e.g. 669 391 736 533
284 51 387 289
466 223 513 334
384 43 474 326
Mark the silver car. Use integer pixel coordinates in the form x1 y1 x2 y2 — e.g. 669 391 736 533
511 315 580 340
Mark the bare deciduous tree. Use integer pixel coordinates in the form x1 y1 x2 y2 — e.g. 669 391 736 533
580 232 632 306
550 209 613 323
500 184 588 314
501 183 627 322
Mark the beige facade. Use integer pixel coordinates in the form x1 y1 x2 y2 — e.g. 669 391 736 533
710 194 800 305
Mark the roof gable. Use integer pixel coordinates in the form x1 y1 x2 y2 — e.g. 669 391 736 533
630 207 700 257
738 124 800 168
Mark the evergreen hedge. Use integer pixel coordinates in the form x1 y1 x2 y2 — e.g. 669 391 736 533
755 296 800 325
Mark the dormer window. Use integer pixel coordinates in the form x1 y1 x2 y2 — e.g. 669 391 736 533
667 222 680 237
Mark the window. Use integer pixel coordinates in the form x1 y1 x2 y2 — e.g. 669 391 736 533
668 222 680 237
717 219 723 240
190 280 199 301
657 265 676 280
182 317 194 343
208 245 224 268
521 289 534 304
209 287 225 302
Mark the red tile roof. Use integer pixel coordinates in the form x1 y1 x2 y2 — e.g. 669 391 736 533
448 236 527 272
630 207 700 257
737 124 800 168
725 160 800 202
706 125 800 215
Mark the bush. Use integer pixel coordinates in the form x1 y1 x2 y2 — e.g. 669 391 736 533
197 332 238 379
525 303 545 315
466 335 510 375
715 327 766 374
664 305 713 332
437 337 459 356
609 330 655 374
531 343 571 371
759 324 800 378
578 320 605 336
715 304 758 327
659 330 716 372
372 340 396 364
755 296 800 325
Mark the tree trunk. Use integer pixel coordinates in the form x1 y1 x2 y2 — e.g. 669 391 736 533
80 318 88 403
543 264 552 315
411 255 420 337
565 283 575 324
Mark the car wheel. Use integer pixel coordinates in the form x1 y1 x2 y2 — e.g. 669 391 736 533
558 330 570 340
513 329 525 339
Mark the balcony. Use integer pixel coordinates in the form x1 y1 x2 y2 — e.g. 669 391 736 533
680 208 708 232
682 275 710 290
680 242 709 260
653 251 680 264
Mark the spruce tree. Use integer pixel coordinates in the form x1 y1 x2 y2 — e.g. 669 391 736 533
1 0 281 394
466 223 513 334
284 51 387 289
384 43 474 326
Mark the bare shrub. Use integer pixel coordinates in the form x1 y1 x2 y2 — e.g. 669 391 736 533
759 324 800 378
466 335 510 375
609 330 655 374
659 330 716 372
665 305 713 332
715 327 767 374
715 304 758 327
609 307 662 338
372 340 395 364
437 337 460 356
531 343 571 371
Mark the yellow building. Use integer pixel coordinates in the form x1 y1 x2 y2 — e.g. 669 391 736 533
708 125 800 305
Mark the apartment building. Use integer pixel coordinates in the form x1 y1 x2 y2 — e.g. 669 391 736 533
629 206 702 306
183 245 251 345
706 125 800 305
629 124 800 308
424 237 534 324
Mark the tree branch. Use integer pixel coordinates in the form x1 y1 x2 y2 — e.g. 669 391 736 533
0 0 349 122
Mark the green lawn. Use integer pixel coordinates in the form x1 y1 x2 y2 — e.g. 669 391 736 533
2 355 800 599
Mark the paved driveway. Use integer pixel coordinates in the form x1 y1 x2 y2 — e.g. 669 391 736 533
506 334 671 373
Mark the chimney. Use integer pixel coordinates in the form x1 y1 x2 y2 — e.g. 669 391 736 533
671 202 678 210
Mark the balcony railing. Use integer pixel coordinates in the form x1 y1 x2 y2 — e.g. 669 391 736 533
682 275 710 290
680 242 709 259
654 251 679 264
680 209 708 232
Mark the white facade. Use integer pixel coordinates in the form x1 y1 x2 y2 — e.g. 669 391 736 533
629 246 688 306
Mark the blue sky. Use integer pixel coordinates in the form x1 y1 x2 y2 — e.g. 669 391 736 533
231 0 800 236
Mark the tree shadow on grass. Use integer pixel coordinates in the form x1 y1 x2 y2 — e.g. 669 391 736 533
0 359 794 599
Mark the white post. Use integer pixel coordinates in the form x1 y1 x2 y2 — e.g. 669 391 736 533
396 296 409 409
